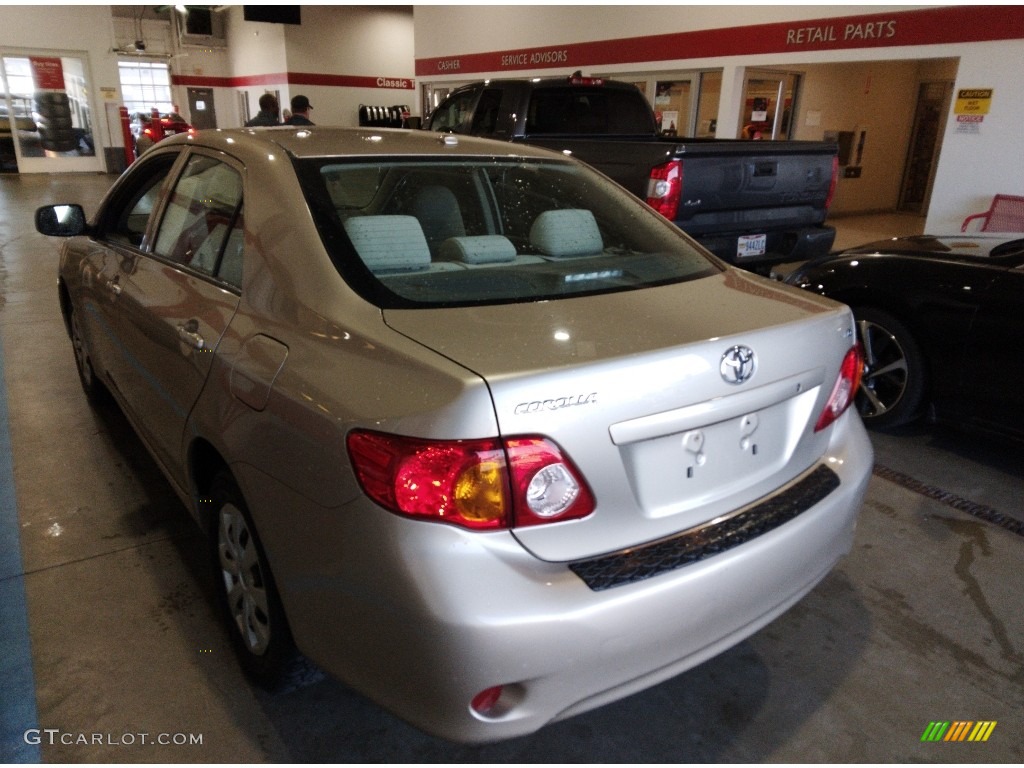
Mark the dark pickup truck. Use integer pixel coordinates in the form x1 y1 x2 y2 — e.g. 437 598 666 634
426 75 839 270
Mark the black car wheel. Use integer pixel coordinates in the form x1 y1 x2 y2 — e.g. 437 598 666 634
210 471 295 688
854 307 926 428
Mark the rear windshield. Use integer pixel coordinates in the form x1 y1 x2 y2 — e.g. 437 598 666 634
297 156 719 308
526 87 655 135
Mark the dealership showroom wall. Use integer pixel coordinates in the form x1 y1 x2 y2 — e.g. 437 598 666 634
0 5 1021 229
1 3 1024 763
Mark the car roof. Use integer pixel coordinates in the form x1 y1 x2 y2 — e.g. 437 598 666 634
451 75 641 91
156 126 574 162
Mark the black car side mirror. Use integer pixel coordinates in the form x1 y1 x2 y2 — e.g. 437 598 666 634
35 204 88 237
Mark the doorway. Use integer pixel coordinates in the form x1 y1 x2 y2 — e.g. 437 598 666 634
899 81 953 213
740 70 801 140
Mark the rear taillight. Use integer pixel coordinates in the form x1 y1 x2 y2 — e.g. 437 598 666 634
346 430 595 530
824 155 839 210
646 159 682 220
814 344 864 432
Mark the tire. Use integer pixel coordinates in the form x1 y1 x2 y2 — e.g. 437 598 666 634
853 307 927 429
210 471 296 688
68 305 110 405
38 115 74 130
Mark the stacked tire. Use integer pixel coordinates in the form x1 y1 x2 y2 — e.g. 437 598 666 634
34 91 77 153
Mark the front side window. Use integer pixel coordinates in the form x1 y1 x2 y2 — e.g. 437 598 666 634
96 152 180 247
297 157 719 308
153 155 243 280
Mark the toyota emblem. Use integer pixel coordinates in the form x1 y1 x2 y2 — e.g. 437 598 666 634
720 345 756 385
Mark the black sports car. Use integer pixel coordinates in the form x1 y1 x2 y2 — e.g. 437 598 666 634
785 235 1024 441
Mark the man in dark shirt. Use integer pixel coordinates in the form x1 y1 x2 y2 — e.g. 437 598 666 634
284 95 314 126
245 94 280 126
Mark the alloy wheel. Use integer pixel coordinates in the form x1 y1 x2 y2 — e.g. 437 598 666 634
856 317 909 419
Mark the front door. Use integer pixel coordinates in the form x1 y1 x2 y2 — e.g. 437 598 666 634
956 262 1024 434
112 151 243 483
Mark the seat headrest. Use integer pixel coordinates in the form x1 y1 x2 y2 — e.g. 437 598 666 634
343 215 430 273
439 235 517 264
529 209 603 257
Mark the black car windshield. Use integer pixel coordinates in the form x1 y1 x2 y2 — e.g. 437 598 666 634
297 157 720 308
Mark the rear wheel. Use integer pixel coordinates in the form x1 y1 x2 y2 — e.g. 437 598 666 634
210 471 296 688
854 307 926 428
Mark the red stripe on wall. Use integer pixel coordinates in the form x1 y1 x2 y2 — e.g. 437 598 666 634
171 72 415 89
415 6 1024 77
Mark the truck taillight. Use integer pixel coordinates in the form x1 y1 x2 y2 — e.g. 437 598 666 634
568 73 604 86
646 159 682 220
824 155 839 210
347 430 595 530
814 344 864 432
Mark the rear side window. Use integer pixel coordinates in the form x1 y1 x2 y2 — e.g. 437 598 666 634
153 155 244 284
469 88 503 135
428 89 478 133
526 87 655 135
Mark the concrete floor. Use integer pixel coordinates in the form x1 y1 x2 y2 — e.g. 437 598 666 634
1 173 1022 762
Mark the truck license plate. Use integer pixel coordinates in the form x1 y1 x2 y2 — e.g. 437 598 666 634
737 234 767 258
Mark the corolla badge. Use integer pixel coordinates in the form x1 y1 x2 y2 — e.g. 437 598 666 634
720 345 756 385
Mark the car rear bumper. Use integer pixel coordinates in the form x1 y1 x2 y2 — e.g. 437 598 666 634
696 225 836 267
246 410 872 743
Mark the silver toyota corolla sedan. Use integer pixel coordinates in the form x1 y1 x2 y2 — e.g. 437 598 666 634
35 127 872 742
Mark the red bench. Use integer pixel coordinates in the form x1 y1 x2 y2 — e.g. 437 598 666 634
961 194 1024 232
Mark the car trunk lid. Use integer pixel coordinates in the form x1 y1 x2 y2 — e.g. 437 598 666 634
382 270 854 562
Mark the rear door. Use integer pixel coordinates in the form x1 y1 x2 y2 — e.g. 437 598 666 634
111 151 244 484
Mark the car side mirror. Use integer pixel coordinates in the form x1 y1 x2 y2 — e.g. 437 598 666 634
35 204 88 237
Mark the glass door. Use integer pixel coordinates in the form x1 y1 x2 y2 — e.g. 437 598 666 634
740 70 801 140
695 71 722 137
654 79 693 136
0 53 102 173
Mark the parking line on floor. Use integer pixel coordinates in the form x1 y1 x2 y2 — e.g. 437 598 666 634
0 337 41 763
873 463 1024 538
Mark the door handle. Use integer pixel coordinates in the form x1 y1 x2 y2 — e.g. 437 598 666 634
106 277 122 296
177 321 205 351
